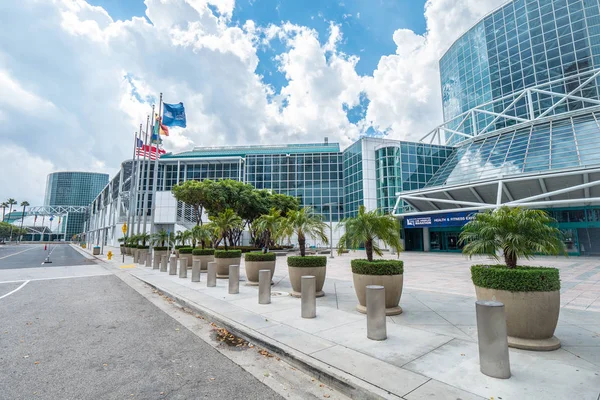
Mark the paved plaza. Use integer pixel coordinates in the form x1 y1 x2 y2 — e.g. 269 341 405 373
79 245 600 400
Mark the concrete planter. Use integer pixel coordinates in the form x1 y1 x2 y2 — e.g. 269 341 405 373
119 245 125 255
352 273 403 316
181 253 193 269
475 285 561 351
215 257 241 278
193 255 214 271
154 250 168 260
245 260 276 286
288 266 326 297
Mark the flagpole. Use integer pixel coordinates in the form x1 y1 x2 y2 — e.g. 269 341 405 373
138 115 150 235
127 128 140 238
149 93 163 253
142 106 154 235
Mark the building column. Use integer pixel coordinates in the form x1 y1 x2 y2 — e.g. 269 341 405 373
423 227 431 252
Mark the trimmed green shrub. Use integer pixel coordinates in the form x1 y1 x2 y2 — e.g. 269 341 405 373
179 247 193 254
351 259 403 275
471 264 560 292
175 245 187 250
245 251 276 262
287 256 327 268
193 248 215 256
137 245 149 249
153 246 168 251
215 250 242 259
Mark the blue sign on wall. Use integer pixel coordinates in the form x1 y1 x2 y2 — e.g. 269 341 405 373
403 211 477 229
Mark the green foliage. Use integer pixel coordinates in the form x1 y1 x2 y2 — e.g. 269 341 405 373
471 264 560 292
138 233 150 247
137 245 149 249
0 221 26 239
171 180 209 225
351 259 404 275
153 246 169 251
269 193 299 217
192 248 215 256
118 236 127 243
460 206 566 268
209 209 243 250
254 208 284 250
151 229 170 247
174 245 187 249
245 251 276 262
287 256 327 268
214 249 242 259
191 224 213 248
178 247 193 254
281 207 328 256
337 206 403 262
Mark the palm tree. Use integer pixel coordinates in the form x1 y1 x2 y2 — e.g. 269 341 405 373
209 209 243 250
174 230 184 246
191 224 213 249
459 206 565 269
1 202 7 222
19 201 30 240
7 198 17 241
254 208 283 252
337 206 402 262
151 229 169 247
181 230 193 247
138 232 150 247
283 207 328 256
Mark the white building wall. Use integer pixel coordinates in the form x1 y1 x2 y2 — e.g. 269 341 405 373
361 138 380 212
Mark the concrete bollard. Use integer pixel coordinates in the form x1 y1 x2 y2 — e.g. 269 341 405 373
207 262 217 287
476 300 511 379
229 265 240 294
301 276 316 318
366 285 387 340
133 250 138 263
191 260 201 282
169 255 177 275
145 254 152 268
258 269 271 304
153 255 160 270
137 252 145 266
179 258 188 278
160 255 168 272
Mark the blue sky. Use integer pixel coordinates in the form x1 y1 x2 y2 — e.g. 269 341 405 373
89 0 427 94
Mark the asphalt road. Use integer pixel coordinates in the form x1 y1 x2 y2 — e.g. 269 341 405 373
0 244 96 269
0 274 282 400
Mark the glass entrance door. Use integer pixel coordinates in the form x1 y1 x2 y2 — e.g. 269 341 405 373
404 229 423 251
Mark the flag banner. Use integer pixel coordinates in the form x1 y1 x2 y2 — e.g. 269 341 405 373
135 145 166 160
162 102 186 128
136 137 144 148
154 114 169 137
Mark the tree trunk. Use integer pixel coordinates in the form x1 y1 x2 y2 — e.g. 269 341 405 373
365 239 373 262
264 231 270 253
194 206 200 226
223 234 228 250
504 251 517 269
298 232 306 257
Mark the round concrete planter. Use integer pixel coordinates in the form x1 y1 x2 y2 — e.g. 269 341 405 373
352 273 403 316
245 260 276 286
475 285 561 351
215 257 241 278
288 266 326 297
154 250 168 260
193 255 214 271
120 245 126 255
124 247 131 255
182 253 193 269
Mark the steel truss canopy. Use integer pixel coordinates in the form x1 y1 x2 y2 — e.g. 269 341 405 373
392 167 600 217
421 68 600 145
26 205 89 215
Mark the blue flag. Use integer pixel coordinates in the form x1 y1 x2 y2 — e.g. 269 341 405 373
162 102 187 128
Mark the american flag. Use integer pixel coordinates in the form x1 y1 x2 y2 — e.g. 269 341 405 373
136 143 166 160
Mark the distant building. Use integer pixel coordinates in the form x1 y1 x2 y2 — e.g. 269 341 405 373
45 172 108 239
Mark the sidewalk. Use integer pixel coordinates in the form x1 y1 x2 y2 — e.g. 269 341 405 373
78 245 600 400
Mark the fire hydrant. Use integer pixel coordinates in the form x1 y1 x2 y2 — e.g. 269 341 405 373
107 251 113 260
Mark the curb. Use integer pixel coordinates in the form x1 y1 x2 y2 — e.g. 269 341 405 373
133 274 401 400
69 244 108 263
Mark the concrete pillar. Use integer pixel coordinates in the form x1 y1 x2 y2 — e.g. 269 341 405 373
423 227 431 252
476 300 511 379
301 276 316 318
191 260 201 282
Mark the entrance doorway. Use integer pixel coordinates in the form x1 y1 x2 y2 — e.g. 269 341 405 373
404 229 423 251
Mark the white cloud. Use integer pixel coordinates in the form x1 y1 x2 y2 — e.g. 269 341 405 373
0 0 506 205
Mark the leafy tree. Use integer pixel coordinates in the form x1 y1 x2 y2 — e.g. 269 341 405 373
0 222 25 240
269 193 300 217
1 202 7 222
254 208 283 252
337 205 402 262
282 207 328 256
191 224 213 248
181 230 193 246
152 229 170 247
459 206 565 269
209 209 243 250
171 180 209 226
138 233 150 247
19 201 30 237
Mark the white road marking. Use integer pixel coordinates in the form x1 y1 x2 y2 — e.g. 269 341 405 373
0 246 38 260
0 273 111 285
0 280 30 299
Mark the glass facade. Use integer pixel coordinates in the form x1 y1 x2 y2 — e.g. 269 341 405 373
441 0 600 144
427 110 600 187
375 142 454 213
342 140 364 218
45 172 108 238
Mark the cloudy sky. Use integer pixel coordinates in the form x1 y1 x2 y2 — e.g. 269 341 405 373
0 0 506 205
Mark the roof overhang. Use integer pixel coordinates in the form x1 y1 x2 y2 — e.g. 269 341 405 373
392 167 600 218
